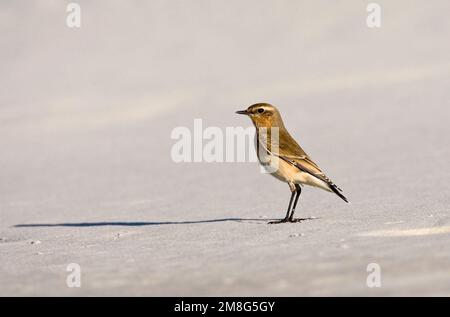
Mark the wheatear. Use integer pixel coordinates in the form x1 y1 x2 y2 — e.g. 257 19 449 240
236 103 348 224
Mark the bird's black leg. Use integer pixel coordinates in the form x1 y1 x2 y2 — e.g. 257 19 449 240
288 185 302 222
268 190 295 224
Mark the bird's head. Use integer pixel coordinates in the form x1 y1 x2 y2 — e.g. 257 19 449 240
236 103 284 128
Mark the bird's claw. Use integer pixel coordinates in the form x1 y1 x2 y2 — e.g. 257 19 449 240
268 219 288 224
268 218 303 224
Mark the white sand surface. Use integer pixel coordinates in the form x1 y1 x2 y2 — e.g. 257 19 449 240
1 1 450 296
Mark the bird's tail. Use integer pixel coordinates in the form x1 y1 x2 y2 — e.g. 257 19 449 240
329 183 349 203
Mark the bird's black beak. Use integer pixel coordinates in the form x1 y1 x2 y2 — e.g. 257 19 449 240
235 109 248 115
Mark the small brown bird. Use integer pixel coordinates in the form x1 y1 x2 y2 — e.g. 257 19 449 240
236 103 348 224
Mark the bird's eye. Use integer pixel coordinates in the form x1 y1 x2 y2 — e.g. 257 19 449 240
257 108 265 114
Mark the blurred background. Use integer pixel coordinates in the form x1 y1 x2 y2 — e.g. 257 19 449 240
1 0 449 296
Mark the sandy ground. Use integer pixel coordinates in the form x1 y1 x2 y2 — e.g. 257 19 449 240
1 1 450 296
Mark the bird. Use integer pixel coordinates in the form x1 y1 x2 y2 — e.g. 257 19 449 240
236 103 349 224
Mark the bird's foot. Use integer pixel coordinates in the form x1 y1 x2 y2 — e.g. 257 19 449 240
268 217 303 224
268 217 290 224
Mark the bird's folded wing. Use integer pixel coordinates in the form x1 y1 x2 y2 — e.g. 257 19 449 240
261 137 343 192
278 154 343 192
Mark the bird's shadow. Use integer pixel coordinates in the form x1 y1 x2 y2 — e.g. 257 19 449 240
14 217 319 228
